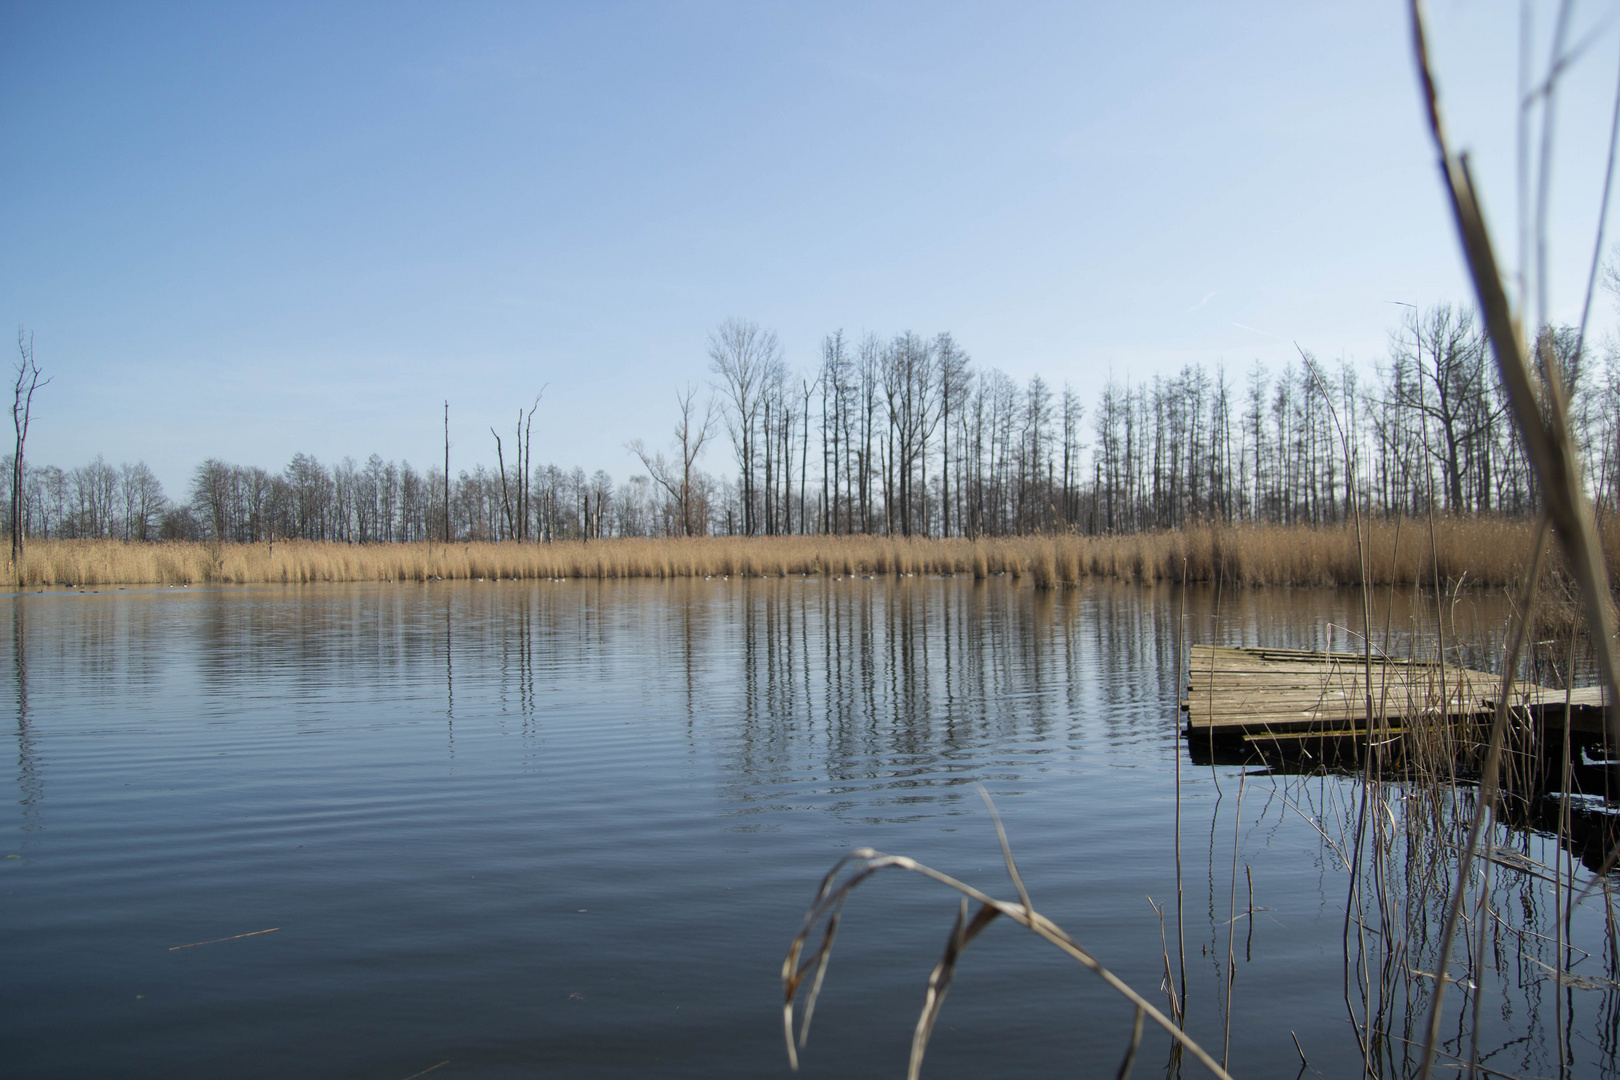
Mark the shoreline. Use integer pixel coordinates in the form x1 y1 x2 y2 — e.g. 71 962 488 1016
0 517 1585 589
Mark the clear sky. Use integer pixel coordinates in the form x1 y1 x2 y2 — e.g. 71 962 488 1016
2 1 1617 496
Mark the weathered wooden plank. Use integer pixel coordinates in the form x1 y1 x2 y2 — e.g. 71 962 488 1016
1189 671 1475 687
1190 659 1475 675
1188 689 1486 704
1188 696 1487 710
1186 682 1486 698
1241 726 1417 741
1187 675 1489 691
1193 644 1441 665
1188 698 1480 714
1188 671 1486 685
1181 643 1583 733
1508 685 1608 708
1186 696 1488 714
1185 693 1460 713
1193 657 1425 670
1186 685 1491 703
1188 706 1475 728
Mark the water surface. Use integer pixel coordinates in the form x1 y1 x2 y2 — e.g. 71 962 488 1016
2 578 1613 1078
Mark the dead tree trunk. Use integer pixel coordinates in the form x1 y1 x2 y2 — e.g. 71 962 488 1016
519 390 542 541
443 401 452 542
492 427 514 539
11 332 48 571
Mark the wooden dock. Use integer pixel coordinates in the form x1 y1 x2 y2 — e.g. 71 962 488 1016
1183 644 1609 738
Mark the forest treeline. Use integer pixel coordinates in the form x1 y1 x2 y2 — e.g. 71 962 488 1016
8 304 1614 545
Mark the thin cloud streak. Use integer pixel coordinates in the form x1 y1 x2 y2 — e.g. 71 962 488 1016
1233 322 1288 341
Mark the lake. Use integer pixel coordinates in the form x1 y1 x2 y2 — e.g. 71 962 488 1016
2 577 1614 1078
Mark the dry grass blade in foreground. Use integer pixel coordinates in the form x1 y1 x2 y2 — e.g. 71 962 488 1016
780 791 1234 1080
1410 2 1620 1076
1409 6 1620 729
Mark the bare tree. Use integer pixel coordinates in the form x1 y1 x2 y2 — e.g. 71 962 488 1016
191 458 236 541
856 333 881 533
71 455 119 538
1058 382 1083 527
799 373 815 535
1387 304 1498 512
494 391 547 542
11 332 48 567
629 385 714 536
520 391 543 541
936 333 970 537
120 461 166 541
818 332 851 534
708 318 780 535
284 453 330 539
442 401 451 542
491 426 514 539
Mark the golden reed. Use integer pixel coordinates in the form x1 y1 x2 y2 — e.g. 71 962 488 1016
5 517 1599 590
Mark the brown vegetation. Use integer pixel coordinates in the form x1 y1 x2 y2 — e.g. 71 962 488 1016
6 515 1604 590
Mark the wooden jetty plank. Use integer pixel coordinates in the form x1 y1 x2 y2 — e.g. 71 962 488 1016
1184 699 1492 726
1208 709 1431 725
1192 654 1445 670
1501 684 1611 736
1184 643 1613 747
1189 664 1466 679
1183 687 1480 706
1197 704 1456 723
1188 695 1469 717
1508 685 1608 709
1185 679 1486 697
1190 657 1435 671
1188 669 1486 685
1193 644 1444 664
1184 644 1538 732
1241 727 1414 742
1185 687 1486 704
1188 677 1443 691
1186 675 1484 691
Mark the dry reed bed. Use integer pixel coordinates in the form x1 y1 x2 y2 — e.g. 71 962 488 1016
7 517 1598 589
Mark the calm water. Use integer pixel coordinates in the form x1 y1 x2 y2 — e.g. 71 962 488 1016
2 578 1615 1078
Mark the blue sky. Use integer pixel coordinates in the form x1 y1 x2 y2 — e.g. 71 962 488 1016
2 2 1617 495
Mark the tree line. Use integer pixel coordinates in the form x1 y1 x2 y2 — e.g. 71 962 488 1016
7 303 1618 544
2 452 639 544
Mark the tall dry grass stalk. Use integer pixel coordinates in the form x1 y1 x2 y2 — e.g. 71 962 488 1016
782 789 1234 1080
1408 6 1620 1075
5 517 1593 589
